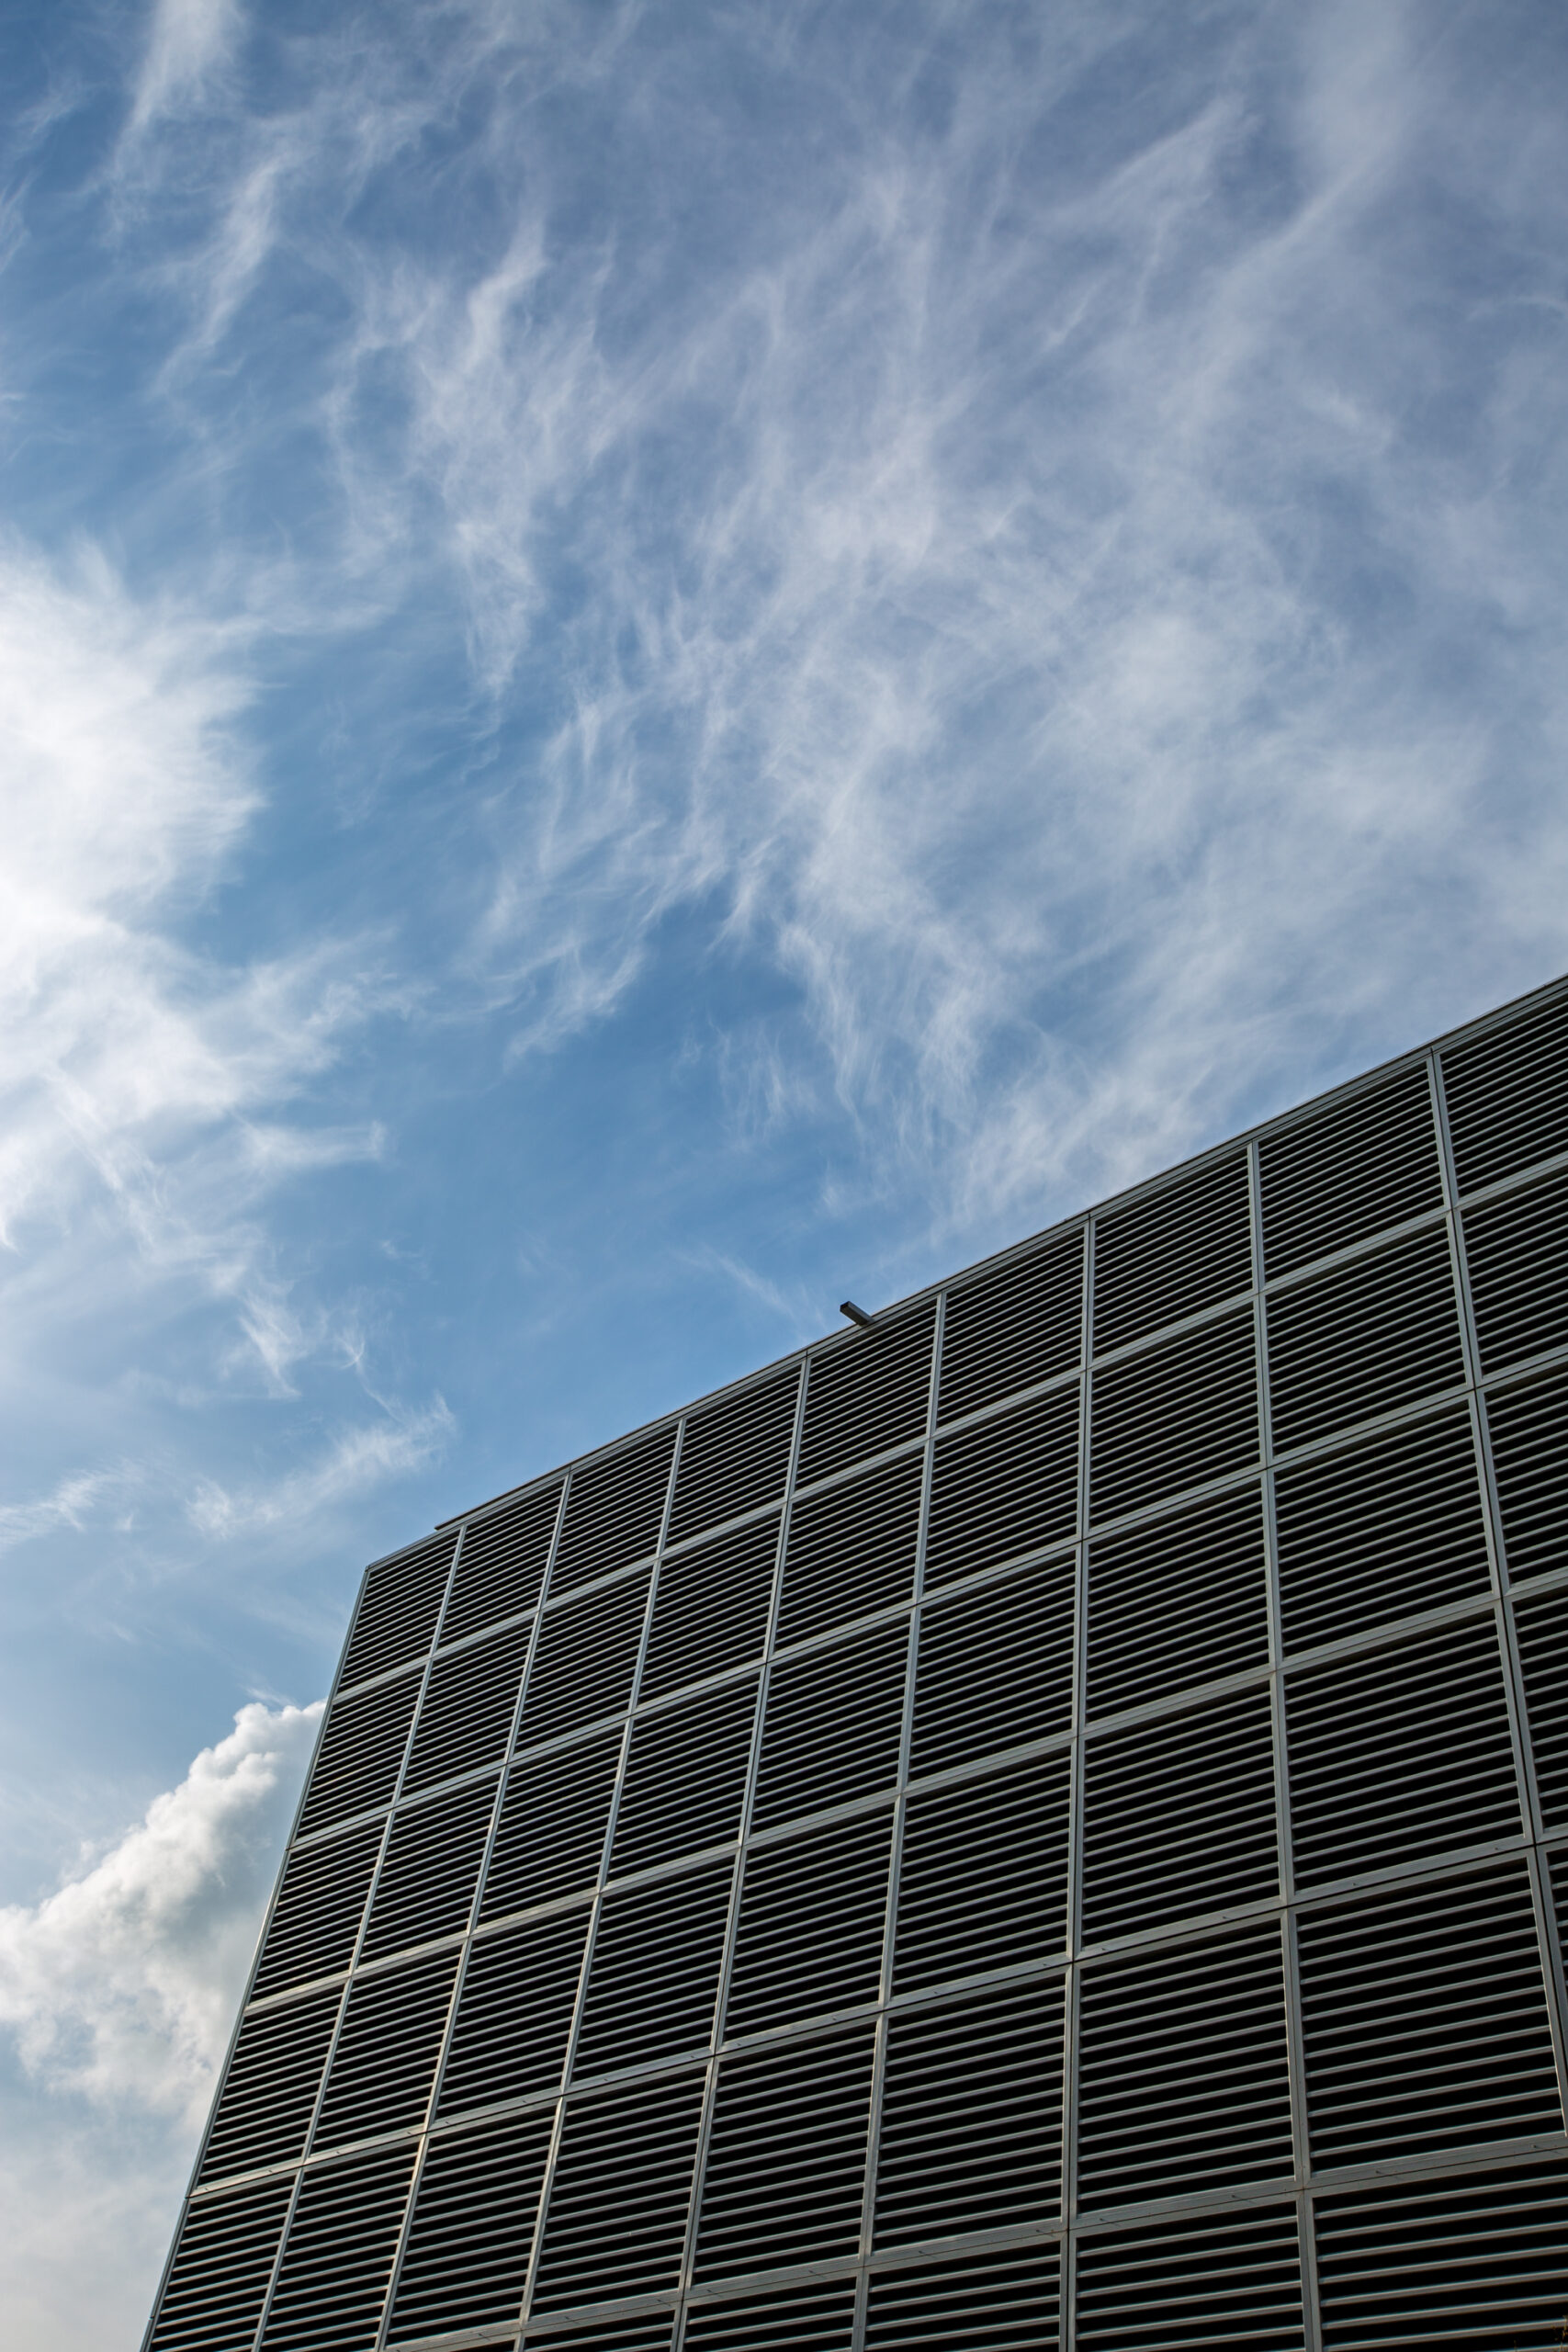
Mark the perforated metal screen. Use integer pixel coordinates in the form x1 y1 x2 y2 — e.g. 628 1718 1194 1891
145 981 1568 2352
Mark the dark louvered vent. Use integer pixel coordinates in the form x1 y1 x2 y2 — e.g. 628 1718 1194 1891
389 2110 552 2343
668 1367 799 1545
796 1304 936 1489
252 1819 381 1999
778 1451 922 1645
685 2283 856 2347
258 2145 414 2350
924 1383 1079 1589
522 2318 671 2350
480 1730 620 1921
694 2028 874 2278
1514 1582 1567 1824
641 1513 779 1701
515 1570 649 1753
1285 1617 1521 1885
1089 1311 1257 1527
863 2243 1060 2349
200 1987 339 2182
1266 1225 1464 1455
573 1858 732 2078
341 1532 456 1691
1076 1928 1292 2208
1487 1368 1568 1585
402 1624 530 1795
443 1483 561 1647
1296 1862 1562 2168
298 1667 420 1837
530 2074 705 2312
938 1228 1083 1425
148 2178 291 2352
1074 2204 1303 2349
1086 1484 1268 1718
359 1778 495 1963
725 1808 892 2035
1259 1066 1442 1277
1314 2160 1568 2346
611 1676 757 1874
909 1554 1074 1775
1464 1166 1568 1375
874 1978 1063 2241
311 1949 457 2153
895 1751 1070 1990
437 1908 587 2116
1274 1408 1490 1653
1442 988 1568 1191
1080 1689 1278 1941
750 1621 908 1827
552 1428 676 1597
1093 1154 1252 1353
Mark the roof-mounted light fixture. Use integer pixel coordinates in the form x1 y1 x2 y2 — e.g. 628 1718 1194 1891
839 1299 877 1329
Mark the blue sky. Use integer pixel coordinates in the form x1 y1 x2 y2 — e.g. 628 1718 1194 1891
1 0 1566 2338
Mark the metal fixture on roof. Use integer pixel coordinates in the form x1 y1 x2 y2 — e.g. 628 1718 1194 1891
839 1299 877 1328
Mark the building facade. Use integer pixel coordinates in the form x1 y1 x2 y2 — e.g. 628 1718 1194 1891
146 981 1568 2352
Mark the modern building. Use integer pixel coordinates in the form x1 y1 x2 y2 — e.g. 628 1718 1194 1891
145 978 1568 2352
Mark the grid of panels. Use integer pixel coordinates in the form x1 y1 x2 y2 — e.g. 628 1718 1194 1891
148 979 1568 2352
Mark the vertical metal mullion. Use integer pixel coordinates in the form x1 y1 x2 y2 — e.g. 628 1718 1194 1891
1062 1219 1092 2352
669 1361 808 2352
852 1297 943 2352
1249 1140 1321 2352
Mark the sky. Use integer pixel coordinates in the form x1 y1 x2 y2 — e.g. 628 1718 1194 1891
0 0 1565 2339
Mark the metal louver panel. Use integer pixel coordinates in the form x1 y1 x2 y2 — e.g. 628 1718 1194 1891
1273 1408 1490 1652
530 2075 705 2312
437 1906 587 2116
1513 1583 1567 1824
1074 2205 1303 2350
894 1750 1069 1989
795 1303 936 1489
1086 1483 1268 1716
1463 1166 1568 1374
573 1856 732 2078
641 1514 778 1699
251 1819 381 1998
1258 1065 1442 1278
388 2109 552 2342
1080 1689 1278 1940
200 1986 339 2183
938 1227 1083 1424
667 1367 798 1545
1284 1618 1521 1885
551 1428 676 1597
1441 988 1568 1190
1296 1862 1562 2168
259 2145 415 2350
683 2282 856 2347
1076 1928 1293 2208
311 1950 457 2154
908 1555 1074 1773
1092 1153 1252 1353
1486 1367 1568 1585
340 1532 455 1691
874 1978 1064 2241
1266 1225 1465 1455
863 2243 1060 2349
1089 1310 1258 1526
750 1621 908 1827
611 1674 757 1873
694 2027 875 2278
1314 2160 1568 2346
515 1569 649 1753
359 1776 496 1962
149 2178 291 2351
725 1807 892 2035
442 1482 561 1646
777 1451 922 1645
401 1624 529 1794
923 1382 1079 1589
523 2318 671 2349
297 1667 420 1837
480 1729 620 1921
